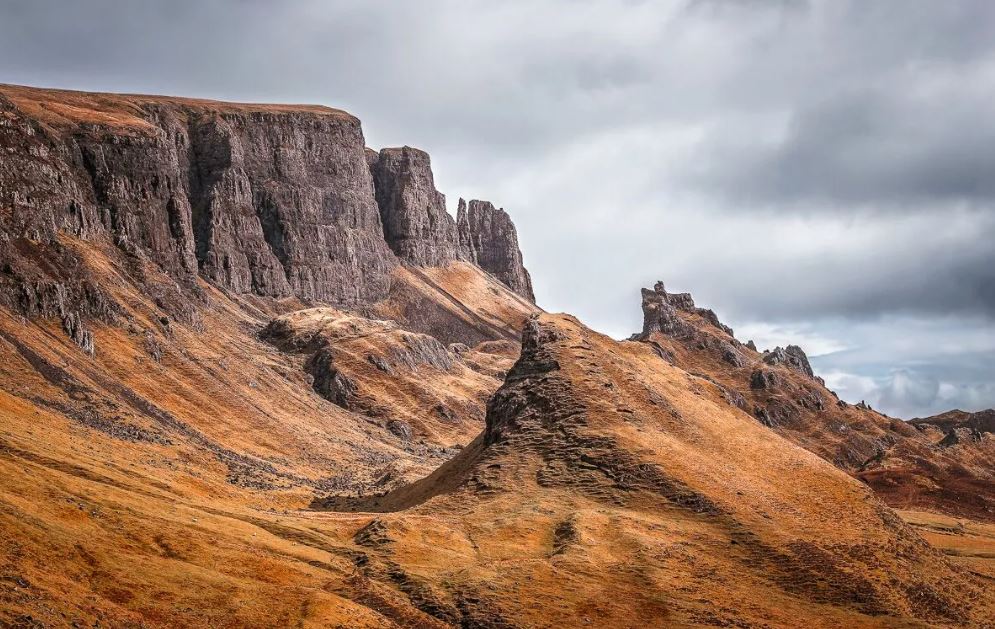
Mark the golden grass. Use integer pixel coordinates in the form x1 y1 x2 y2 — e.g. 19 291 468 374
899 510 995 579
0 83 355 133
1 242 992 626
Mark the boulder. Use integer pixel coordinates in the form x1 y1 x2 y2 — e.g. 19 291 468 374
750 369 778 390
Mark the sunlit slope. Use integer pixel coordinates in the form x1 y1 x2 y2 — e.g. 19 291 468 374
307 313 994 627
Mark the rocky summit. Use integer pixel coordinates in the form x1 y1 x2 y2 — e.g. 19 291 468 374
1 85 993 628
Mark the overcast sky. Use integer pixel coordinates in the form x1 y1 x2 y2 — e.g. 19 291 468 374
2 0 992 418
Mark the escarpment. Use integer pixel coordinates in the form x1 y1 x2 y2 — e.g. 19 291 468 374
0 84 535 344
184 109 397 301
459 199 535 302
368 145 536 302
1 85 396 307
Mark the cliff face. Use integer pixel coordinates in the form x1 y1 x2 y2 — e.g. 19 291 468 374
368 146 536 303
0 85 536 319
459 199 535 302
187 110 395 302
0 86 398 307
369 146 473 266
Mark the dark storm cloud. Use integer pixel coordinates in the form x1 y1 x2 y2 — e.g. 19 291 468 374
686 211 995 322
0 0 992 416
682 86 995 208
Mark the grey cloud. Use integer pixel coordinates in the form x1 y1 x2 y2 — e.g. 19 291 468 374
814 345 995 418
695 214 995 321
681 87 995 208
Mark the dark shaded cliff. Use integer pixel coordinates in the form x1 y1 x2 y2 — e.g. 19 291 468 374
0 85 397 306
368 145 535 303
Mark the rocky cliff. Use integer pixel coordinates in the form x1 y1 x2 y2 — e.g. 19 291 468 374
0 85 397 307
367 145 536 302
459 199 535 302
0 85 535 332
368 146 473 266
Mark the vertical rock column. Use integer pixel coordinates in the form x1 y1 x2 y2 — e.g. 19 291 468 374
369 146 473 266
461 199 535 302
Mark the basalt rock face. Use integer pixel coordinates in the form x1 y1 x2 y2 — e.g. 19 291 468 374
635 279 885 462
0 91 183 329
0 85 396 308
639 281 734 340
460 199 535 302
187 111 398 302
369 146 473 266
2 85 538 322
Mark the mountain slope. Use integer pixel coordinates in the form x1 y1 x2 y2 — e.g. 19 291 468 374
6 310 991 627
312 313 994 626
633 281 995 522
0 241 532 627
860 409 995 520
2 84 993 627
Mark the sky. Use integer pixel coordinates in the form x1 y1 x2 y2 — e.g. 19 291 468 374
1 0 992 418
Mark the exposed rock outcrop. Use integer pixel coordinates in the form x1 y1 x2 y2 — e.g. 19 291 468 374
639 281 734 339
762 345 815 378
260 307 508 443
62 311 95 355
308 348 357 408
750 368 778 390
0 85 541 360
370 146 473 266
460 199 535 302
912 409 995 447
911 409 995 433
0 85 397 306
631 280 995 522
187 111 397 301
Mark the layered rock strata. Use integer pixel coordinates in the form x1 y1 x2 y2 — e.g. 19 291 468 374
367 145 535 302
0 85 396 305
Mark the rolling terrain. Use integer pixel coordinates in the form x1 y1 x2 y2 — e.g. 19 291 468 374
1 84 993 627
633 281 995 523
